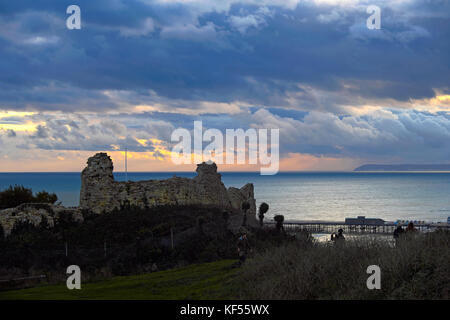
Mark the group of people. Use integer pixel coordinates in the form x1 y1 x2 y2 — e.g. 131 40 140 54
236 226 347 267
235 222 420 267
330 221 419 245
331 228 345 243
330 221 419 244
393 221 417 243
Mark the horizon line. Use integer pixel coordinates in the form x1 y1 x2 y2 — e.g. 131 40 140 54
2 170 450 174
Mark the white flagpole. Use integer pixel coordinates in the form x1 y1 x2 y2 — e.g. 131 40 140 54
125 126 128 181
125 146 128 181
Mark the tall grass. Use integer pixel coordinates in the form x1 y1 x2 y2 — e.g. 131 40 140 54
238 230 450 299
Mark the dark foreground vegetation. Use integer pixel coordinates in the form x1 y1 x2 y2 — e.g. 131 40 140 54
1 230 448 300
1 190 448 299
239 230 450 299
0 260 239 300
0 204 287 290
0 205 231 283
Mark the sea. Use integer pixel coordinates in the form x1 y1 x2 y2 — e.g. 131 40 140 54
1 172 449 223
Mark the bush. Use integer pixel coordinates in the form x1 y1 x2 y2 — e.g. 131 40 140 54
0 185 34 209
0 204 240 281
258 203 269 227
238 230 450 299
34 191 58 205
241 201 250 212
0 185 58 209
273 215 284 232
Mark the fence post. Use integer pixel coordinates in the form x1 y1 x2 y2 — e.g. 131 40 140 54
104 241 107 257
170 227 174 250
65 242 68 257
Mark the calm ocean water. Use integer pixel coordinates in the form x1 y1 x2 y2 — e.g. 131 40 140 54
1 172 449 223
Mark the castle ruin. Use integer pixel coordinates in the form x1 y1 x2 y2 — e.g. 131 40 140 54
80 153 257 225
0 153 258 236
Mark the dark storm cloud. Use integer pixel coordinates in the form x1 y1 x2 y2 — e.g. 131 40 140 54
0 0 448 112
18 114 160 152
249 108 450 162
1 1 450 165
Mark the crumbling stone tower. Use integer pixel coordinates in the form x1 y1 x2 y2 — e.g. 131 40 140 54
79 153 257 228
80 153 117 213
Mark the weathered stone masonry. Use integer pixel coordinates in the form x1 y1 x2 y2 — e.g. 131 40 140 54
0 203 83 236
80 153 257 224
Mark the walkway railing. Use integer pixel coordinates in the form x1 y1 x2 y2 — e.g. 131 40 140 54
264 220 450 235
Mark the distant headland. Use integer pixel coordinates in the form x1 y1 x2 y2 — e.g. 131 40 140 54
354 164 450 172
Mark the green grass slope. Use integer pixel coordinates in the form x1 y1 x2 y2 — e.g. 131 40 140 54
0 260 239 300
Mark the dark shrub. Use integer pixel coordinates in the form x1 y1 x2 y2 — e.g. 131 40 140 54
274 215 284 232
0 185 34 209
239 230 450 300
34 191 58 204
258 202 269 227
0 185 58 209
241 201 250 212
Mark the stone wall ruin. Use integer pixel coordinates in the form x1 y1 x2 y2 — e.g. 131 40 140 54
80 153 257 227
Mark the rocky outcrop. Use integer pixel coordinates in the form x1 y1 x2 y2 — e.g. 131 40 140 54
0 203 83 236
80 153 257 224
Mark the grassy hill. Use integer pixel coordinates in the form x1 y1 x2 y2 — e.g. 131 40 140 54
0 260 239 300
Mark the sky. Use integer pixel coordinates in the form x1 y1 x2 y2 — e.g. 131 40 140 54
0 0 449 172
